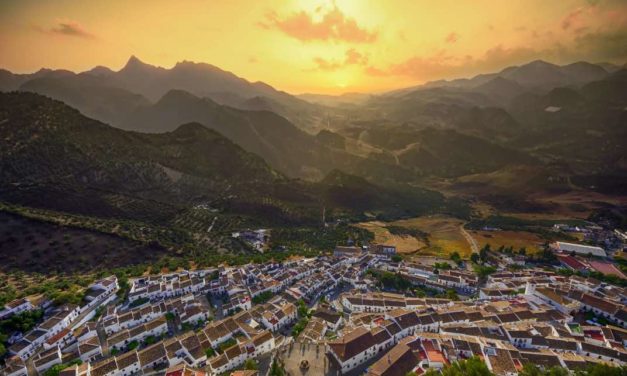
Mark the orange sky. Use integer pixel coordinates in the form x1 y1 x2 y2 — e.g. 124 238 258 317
0 0 626 94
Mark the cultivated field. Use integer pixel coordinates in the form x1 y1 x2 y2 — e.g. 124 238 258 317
0 211 168 274
355 221 427 253
358 211 570 259
393 216 472 257
468 230 546 254
358 215 473 258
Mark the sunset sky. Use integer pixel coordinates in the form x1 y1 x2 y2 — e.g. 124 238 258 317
1 0 626 94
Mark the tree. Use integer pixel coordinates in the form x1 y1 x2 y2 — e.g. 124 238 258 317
470 253 480 264
434 262 452 270
217 338 237 353
436 357 494 376
538 247 557 264
244 359 259 370
127 340 139 350
518 364 546 376
578 363 627 376
473 264 497 279
269 359 286 376
144 335 157 345
479 244 491 263
518 363 627 376
445 289 459 301
291 317 309 337
43 359 82 376
297 299 309 317
450 251 462 266
391 254 403 262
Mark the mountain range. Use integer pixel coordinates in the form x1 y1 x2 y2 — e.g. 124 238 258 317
0 92 452 228
1 57 626 217
422 60 621 91
3 56 324 133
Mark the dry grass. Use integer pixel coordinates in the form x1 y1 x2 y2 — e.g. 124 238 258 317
359 214 555 259
358 216 472 258
468 230 545 254
391 216 472 258
471 202 497 218
355 221 427 253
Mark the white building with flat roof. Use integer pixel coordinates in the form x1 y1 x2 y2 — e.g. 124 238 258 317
555 242 606 257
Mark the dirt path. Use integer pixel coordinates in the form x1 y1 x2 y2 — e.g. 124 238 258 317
460 225 479 254
391 142 421 166
207 216 218 233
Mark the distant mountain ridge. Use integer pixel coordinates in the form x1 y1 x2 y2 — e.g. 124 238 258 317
111 56 299 104
421 60 613 92
3 55 323 132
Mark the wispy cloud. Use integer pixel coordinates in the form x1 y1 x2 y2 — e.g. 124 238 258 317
364 45 538 80
562 7 586 30
365 16 627 83
35 19 95 39
259 4 376 43
445 32 459 44
311 48 368 71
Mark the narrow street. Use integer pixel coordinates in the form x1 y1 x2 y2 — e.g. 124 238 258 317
167 315 182 336
25 357 36 376
97 321 110 357
208 293 224 320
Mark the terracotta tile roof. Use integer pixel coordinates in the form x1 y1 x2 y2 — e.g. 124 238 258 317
580 294 618 314
209 354 228 369
328 327 376 362
91 358 117 376
116 351 139 369
486 347 517 376
367 343 419 376
252 331 273 347
138 343 166 366
224 343 243 359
